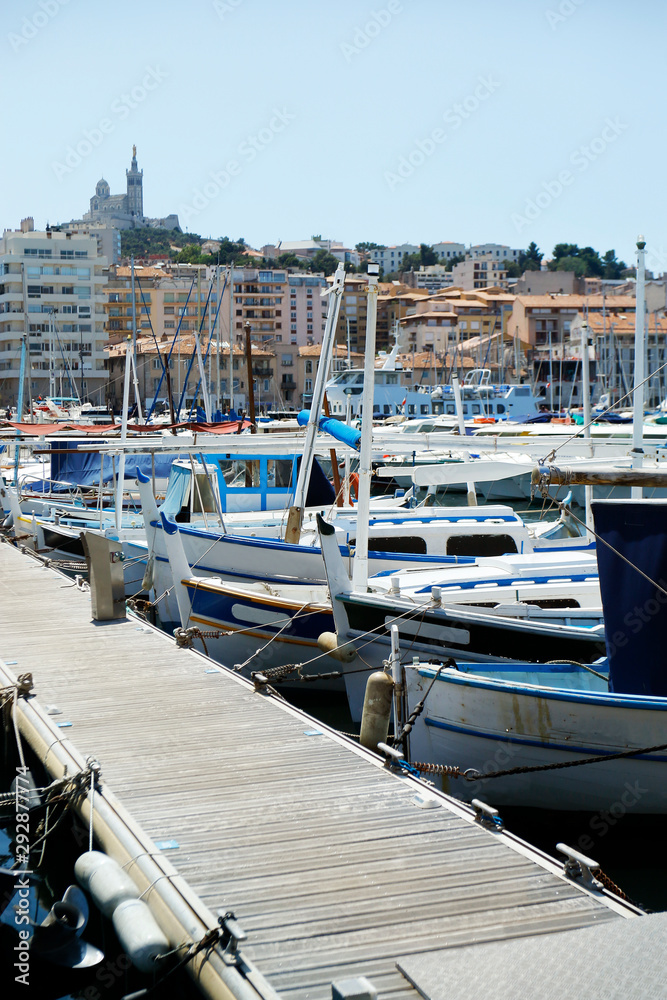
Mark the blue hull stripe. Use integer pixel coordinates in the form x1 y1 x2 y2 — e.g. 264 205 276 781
423 715 667 762
417 667 667 709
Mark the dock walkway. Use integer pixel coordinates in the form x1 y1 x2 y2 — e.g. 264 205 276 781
0 542 634 1000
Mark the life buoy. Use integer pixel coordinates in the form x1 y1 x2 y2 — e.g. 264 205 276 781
348 473 359 502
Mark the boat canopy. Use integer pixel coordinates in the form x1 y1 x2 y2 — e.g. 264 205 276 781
593 500 667 696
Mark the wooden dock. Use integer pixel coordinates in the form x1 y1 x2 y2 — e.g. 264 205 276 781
0 540 638 1000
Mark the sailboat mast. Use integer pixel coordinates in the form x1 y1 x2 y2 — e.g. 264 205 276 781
351 263 380 591
631 236 647 498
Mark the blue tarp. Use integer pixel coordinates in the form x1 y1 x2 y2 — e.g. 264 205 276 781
593 500 667 696
23 441 177 492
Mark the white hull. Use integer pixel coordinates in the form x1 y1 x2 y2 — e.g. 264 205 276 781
404 663 667 813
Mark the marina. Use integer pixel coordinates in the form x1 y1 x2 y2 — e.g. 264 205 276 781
0 539 658 999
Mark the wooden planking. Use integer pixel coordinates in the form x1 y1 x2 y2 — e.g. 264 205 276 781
0 544 628 1000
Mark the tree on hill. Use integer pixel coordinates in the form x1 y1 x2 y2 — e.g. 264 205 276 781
309 250 340 275
355 241 385 253
601 249 628 279
548 244 604 277
120 227 197 259
519 241 543 271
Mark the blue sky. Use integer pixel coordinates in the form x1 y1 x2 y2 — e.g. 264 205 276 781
3 0 666 267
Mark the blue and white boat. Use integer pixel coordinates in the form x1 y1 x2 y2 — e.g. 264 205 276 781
325 366 542 423
399 498 667 814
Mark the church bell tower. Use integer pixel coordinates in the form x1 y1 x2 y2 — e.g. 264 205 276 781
126 145 143 219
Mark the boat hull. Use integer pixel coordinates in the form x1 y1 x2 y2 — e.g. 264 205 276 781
404 664 667 813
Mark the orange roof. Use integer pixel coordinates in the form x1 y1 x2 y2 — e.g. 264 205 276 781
299 344 364 358
515 294 636 309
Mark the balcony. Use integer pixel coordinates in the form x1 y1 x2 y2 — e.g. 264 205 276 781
281 376 296 387
252 366 273 377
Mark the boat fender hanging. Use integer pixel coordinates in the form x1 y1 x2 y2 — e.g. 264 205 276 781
74 850 141 918
316 631 357 662
360 670 394 752
112 898 170 974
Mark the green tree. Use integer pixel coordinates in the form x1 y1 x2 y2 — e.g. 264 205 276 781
519 241 543 271
547 243 603 277
174 243 206 264
309 250 340 275
355 241 385 253
420 243 438 266
601 249 627 279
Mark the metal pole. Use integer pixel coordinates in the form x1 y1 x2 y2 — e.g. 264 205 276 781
115 336 132 531
452 371 476 505
228 264 234 414
632 236 646 498
352 264 380 591
215 264 221 415
244 321 256 432
580 322 593 530
130 257 143 421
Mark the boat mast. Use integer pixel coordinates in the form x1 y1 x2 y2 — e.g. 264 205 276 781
351 263 380 591
130 257 143 422
284 263 345 543
228 263 234 415
631 236 646 498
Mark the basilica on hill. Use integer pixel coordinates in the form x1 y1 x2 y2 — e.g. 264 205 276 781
83 146 180 231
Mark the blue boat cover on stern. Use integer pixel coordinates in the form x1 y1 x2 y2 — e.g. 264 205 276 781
593 500 667 696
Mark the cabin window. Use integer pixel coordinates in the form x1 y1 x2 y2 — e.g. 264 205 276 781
446 534 518 556
192 473 217 513
267 459 292 488
420 404 429 414
472 404 481 414
446 404 455 414
497 403 505 413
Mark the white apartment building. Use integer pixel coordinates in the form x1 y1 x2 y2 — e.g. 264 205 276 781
369 244 419 273
0 221 108 407
433 241 465 262
468 243 521 261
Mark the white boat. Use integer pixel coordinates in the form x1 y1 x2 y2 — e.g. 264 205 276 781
401 659 667 813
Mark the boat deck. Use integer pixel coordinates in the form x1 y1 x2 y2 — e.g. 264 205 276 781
0 541 637 1000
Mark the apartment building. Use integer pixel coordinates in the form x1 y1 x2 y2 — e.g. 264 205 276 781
287 274 328 346
450 255 508 290
369 244 419 274
0 221 108 407
469 243 522 261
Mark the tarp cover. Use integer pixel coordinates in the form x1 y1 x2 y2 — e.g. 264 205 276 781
29 441 178 491
593 500 667 696
0 419 251 436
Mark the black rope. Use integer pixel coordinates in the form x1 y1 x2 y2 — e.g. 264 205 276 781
463 741 667 781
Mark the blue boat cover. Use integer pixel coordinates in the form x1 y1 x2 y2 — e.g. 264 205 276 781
31 441 177 492
593 500 667 695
